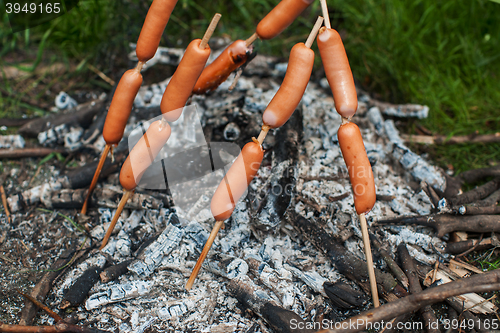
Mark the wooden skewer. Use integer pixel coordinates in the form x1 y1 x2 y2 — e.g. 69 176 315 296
81 144 111 215
320 0 331 29
186 220 224 290
136 61 145 72
359 213 380 307
0 184 10 223
255 125 270 145
200 13 222 50
99 189 134 250
245 32 259 47
305 16 324 49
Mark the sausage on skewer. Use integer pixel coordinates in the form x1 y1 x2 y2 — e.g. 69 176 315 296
136 0 178 63
81 67 143 215
256 0 315 40
100 119 172 250
186 141 264 290
317 27 358 119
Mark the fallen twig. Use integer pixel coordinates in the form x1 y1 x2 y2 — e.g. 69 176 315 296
457 164 500 184
0 148 66 159
0 322 110 333
316 268 500 333
370 234 409 289
291 213 397 294
376 214 500 238
451 178 500 206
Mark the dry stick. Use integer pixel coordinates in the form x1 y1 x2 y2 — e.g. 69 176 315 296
319 0 331 29
398 244 440 333
99 189 133 250
87 63 116 86
200 13 221 50
370 234 409 289
359 213 380 307
81 144 111 215
0 148 65 159
186 220 224 290
16 289 63 322
0 185 10 223
228 69 243 91
316 268 500 333
245 32 259 47
305 16 324 48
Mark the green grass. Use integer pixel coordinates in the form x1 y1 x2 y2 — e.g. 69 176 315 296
327 0 500 171
1 0 499 171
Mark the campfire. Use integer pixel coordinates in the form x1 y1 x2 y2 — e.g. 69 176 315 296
0 0 499 332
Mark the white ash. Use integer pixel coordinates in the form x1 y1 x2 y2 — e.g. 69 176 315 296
85 280 151 310
0 134 25 149
7 180 64 213
128 223 184 277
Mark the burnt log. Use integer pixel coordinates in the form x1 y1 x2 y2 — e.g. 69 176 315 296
18 99 105 138
227 277 315 333
290 213 397 294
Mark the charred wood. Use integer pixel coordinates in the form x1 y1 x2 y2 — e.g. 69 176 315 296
291 213 397 294
446 237 495 255
18 99 105 138
376 214 500 238
477 188 500 206
19 247 77 326
0 148 66 159
0 118 36 127
0 322 111 333
451 178 500 206
63 152 125 189
100 260 133 283
446 298 489 333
